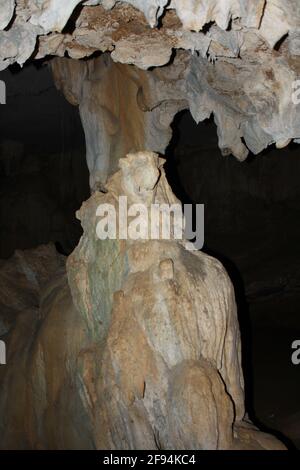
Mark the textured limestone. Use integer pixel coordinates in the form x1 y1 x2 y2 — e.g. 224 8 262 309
187 50 300 159
0 244 64 337
0 244 93 449
52 53 187 189
0 0 15 30
67 151 284 449
52 46 300 187
0 153 286 449
1 1 300 160
1 1 299 67
0 0 298 450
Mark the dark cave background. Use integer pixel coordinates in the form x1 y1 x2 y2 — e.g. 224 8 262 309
0 63 299 448
0 62 90 259
165 111 300 449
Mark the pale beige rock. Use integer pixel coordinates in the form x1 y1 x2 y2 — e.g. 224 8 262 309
0 0 295 452
0 153 285 449
67 151 284 449
1 1 300 161
0 245 93 449
52 54 187 189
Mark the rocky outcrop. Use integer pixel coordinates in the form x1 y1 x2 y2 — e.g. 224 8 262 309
67 150 284 449
1 1 300 165
0 244 64 337
52 45 300 189
0 244 93 449
0 153 285 449
51 53 187 189
1 1 299 66
0 1 296 451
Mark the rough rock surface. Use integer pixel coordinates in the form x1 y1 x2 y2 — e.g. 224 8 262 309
0 153 286 449
0 244 93 449
1 1 300 163
64 151 283 450
52 48 300 189
0 244 64 337
52 53 187 188
0 1 296 451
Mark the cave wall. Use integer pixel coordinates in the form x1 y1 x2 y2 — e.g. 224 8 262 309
0 244 93 449
0 0 300 451
166 112 300 320
167 112 300 299
166 112 300 446
0 63 90 258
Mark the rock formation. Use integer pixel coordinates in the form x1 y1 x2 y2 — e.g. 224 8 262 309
51 54 187 189
1 1 300 169
0 153 285 449
0 0 298 450
67 150 282 449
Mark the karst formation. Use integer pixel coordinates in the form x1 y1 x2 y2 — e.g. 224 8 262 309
0 0 300 452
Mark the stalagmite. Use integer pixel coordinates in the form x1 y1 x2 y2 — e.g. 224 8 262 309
0 153 285 449
1 0 299 451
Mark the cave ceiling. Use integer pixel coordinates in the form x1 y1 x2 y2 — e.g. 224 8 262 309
1 0 300 159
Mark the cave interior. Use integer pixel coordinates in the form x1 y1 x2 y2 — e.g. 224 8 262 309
0 0 300 452
1 61 299 449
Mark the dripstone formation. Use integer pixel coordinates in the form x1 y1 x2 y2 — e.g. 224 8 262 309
0 152 285 449
0 0 298 449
